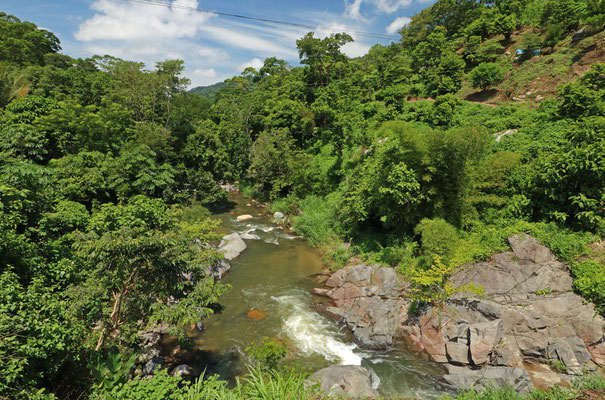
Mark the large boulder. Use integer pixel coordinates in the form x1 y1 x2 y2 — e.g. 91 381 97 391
508 234 554 264
443 365 532 393
308 365 378 399
219 233 247 261
315 265 406 350
236 214 254 222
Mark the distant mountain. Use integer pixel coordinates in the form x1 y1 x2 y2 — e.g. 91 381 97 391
189 82 226 101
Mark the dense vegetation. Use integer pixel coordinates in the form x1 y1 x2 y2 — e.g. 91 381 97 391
0 0 603 399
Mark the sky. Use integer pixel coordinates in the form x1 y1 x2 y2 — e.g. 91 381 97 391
2 0 436 87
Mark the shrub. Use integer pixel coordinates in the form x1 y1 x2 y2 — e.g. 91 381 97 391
415 218 461 263
292 195 337 247
570 259 605 312
470 63 505 91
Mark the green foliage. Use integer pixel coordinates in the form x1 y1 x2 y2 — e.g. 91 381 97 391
470 63 506 90
415 218 461 263
246 337 289 372
296 32 353 86
89 347 138 393
0 124 47 162
102 369 186 400
292 195 338 246
0 13 60 65
69 196 227 350
570 259 605 312
410 255 485 309
2 2 605 398
248 130 309 200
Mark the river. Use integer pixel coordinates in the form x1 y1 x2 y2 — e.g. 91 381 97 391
187 191 445 399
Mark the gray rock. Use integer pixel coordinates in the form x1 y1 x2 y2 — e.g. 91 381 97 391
443 366 532 393
308 365 378 399
567 336 592 365
273 212 285 220
325 269 348 288
508 234 553 264
219 233 247 261
172 364 193 378
346 265 373 285
373 267 399 288
546 338 589 375
446 342 470 365
240 233 261 240
469 320 501 365
143 355 163 375
140 332 162 347
470 300 502 320
138 345 160 364
205 259 230 280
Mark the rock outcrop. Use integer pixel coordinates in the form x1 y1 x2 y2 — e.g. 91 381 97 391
314 264 407 350
307 365 378 399
314 234 605 392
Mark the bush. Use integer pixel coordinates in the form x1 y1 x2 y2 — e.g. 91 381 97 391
571 259 605 312
470 62 505 91
292 195 338 247
415 218 461 263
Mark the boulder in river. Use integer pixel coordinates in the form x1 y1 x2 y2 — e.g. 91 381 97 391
219 233 247 261
240 233 261 240
205 259 230 281
247 309 268 321
273 212 285 220
171 364 193 378
237 214 254 222
307 365 378 399
142 355 163 376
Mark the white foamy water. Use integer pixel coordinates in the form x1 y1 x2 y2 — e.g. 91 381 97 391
272 293 363 366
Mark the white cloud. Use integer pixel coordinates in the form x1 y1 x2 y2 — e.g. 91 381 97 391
342 41 371 58
344 0 365 21
386 16 410 34
372 0 414 13
238 58 264 72
75 0 209 42
344 0 415 19
190 68 231 87
196 46 230 61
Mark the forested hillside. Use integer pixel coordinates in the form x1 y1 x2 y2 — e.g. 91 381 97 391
0 0 604 399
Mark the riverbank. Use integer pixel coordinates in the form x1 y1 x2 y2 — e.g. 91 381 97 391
312 233 605 397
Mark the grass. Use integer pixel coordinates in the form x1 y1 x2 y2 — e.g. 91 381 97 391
102 368 605 400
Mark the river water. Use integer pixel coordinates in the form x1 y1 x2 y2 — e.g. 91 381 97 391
191 192 444 399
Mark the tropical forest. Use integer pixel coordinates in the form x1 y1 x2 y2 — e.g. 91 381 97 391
0 0 604 399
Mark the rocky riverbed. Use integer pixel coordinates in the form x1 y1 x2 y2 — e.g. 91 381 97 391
313 234 605 395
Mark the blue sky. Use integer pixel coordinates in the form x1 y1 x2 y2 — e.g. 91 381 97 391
2 0 436 87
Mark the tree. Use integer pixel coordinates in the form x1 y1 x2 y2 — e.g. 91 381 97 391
296 32 353 86
69 196 228 351
470 62 505 91
0 64 29 107
248 130 309 199
0 13 61 65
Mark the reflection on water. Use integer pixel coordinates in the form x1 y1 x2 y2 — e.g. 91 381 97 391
185 192 444 398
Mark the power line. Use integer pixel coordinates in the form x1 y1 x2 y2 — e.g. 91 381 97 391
124 0 399 40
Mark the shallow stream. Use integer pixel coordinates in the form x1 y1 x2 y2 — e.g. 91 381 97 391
188 192 445 398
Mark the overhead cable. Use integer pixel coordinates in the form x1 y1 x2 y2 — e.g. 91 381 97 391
125 0 400 40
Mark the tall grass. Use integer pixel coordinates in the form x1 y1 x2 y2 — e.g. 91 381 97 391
292 195 338 247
